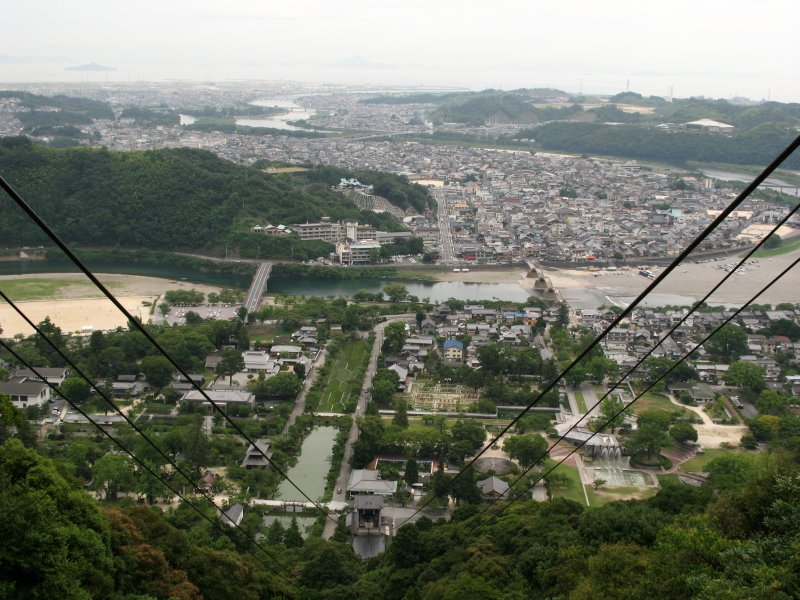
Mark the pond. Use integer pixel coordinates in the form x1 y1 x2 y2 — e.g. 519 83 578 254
274 426 338 502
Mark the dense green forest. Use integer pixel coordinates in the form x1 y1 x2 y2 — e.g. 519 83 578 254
0 138 427 259
300 165 433 214
2 429 799 598
526 121 800 168
428 92 582 126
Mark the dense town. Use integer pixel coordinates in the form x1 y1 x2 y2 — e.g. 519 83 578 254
1 81 799 565
1 83 796 267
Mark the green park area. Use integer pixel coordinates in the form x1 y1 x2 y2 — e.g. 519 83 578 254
678 447 739 472
631 391 696 421
0 277 113 301
314 338 371 412
574 390 588 413
548 463 587 506
753 235 800 257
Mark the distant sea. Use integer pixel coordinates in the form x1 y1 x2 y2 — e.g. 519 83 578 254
0 61 797 103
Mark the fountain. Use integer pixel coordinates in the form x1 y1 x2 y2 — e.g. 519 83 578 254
586 434 650 487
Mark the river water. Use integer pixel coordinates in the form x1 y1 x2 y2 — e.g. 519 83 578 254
0 260 252 289
269 276 532 303
178 97 319 131
702 169 800 197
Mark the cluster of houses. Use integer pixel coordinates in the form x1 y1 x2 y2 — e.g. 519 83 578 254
435 157 797 265
579 306 800 398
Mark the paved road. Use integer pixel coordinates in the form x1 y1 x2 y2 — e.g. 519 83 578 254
434 190 455 263
580 382 602 418
322 315 412 540
283 345 328 435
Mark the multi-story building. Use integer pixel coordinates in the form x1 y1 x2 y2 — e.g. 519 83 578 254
336 240 382 265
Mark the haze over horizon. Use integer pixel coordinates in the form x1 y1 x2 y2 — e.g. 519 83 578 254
2 0 799 102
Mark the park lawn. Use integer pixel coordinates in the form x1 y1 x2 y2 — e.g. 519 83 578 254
586 485 657 506
574 390 588 413
753 236 800 258
315 339 371 412
632 392 693 420
658 473 681 485
679 447 739 472
549 463 588 506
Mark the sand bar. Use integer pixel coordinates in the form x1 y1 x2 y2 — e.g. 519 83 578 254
0 273 226 337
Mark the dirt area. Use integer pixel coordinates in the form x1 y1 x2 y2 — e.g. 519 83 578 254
667 395 748 449
536 245 800 306
0 272 224 299
0 273 226 337
0 296 155 336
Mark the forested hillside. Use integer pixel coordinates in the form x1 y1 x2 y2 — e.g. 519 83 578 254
527 121 800 168
2 430 798 599
0 138 424 258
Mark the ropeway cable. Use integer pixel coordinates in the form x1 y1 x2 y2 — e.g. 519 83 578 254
0 173 339 525
478 252 800 522
0 288 296 576
0 339 296 583
399 133 800 522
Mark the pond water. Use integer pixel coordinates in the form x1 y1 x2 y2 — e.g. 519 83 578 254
274 426 338 502
593 467 649 487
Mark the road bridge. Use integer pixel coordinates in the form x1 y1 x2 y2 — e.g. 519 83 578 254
242 262 272 315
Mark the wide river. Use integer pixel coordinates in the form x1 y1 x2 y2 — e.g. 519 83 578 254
0 261 533 303
268 277 532 303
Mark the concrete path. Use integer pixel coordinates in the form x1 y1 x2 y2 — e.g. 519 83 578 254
282 346 328 435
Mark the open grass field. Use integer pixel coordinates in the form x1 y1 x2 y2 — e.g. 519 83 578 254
314 339 371 412
631 392 694 420
678 447 740 472
753 236 800 258
574 390 588 413
0 278 100 301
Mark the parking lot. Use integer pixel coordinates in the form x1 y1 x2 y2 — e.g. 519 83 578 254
161 304 239 325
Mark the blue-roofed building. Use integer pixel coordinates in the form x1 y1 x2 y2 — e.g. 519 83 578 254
443 338 464 361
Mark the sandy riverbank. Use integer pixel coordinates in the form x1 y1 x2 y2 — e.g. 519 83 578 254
0 273 226 337
0 296 154 337
526 247 800 308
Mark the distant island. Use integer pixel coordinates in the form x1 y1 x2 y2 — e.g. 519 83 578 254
65 62 116 72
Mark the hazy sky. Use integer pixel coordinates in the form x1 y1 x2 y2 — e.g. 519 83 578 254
3 0 799 100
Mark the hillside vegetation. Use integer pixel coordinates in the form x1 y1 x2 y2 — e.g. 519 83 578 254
1 431 799 599
527 120 800 168
0 138 426 259
386 88 800 167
